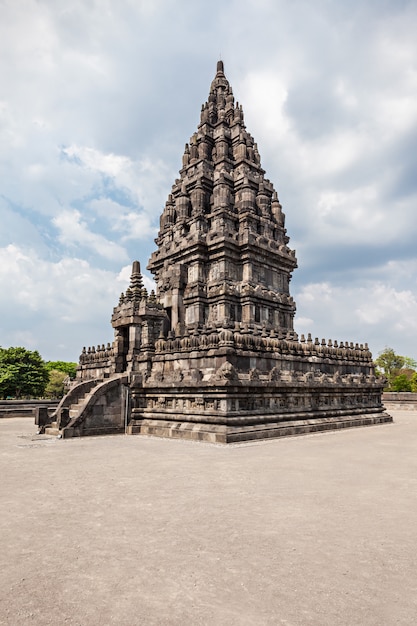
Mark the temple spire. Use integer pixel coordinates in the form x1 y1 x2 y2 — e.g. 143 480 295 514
128 260 144 301
148 61 297 335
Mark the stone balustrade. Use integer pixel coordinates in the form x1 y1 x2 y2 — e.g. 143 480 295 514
79 343 115 365
153 324 373 364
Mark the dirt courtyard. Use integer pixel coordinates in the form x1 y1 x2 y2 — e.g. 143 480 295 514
1 411 416 625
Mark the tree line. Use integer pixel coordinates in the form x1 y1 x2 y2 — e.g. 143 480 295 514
0 346 77 399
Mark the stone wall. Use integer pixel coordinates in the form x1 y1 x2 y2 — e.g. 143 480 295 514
0 400 58 419
383 393 417 410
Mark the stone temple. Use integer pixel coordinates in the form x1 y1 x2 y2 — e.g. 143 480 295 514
41 61 392 442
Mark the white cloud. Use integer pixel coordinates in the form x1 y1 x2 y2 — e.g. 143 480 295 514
294 278 417 358
314 185 390 242
356 285 417 331
0 244 133 359
0 244 159 360
239 71 290 140
88 198 156 240
62 145 171 233
0 244 116 319
62 145 132 180
52 209 128 261
113 212 157 241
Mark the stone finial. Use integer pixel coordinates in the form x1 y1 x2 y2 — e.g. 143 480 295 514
132 260 140 275
182 143 190 167
217 60 224 74
129 260 144 301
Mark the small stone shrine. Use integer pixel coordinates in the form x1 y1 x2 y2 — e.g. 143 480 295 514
42 61 392 442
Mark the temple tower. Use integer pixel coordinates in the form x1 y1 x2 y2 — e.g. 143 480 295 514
148 60 297 337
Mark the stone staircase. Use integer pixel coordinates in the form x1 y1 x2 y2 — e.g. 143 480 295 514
69 396 89 420
44 387 96 436
44 374 128 438
43 378 104 437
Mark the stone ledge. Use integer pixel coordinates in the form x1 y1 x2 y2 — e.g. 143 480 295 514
61 425 125 438
129 413 393 444
383 393 417 410
0 400 59 419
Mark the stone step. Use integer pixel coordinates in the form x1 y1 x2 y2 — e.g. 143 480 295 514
68 397 90 418
45 426 60 436
70 400 85 410
67 386 101 419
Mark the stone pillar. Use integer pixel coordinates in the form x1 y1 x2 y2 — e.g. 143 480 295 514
34 406 49 432
129 325 141 352
171 290 180 329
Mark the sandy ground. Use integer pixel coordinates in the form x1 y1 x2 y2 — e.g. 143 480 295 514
1 412 416 626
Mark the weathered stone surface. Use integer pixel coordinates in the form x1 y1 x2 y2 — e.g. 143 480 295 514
43 61 392 441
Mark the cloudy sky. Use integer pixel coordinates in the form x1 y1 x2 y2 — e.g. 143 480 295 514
1 0 416 363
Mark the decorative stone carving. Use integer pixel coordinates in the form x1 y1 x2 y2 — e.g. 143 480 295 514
211 361 239 383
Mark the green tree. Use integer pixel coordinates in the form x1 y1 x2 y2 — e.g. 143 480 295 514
44 369 68 398
391 373 412 392
403 356 417 370
45 360 77 379
375 347 416 390
0 347 49 399
411 373 417 393
375 347 404 388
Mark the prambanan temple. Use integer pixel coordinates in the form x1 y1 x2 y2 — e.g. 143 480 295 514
40 61 392 442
